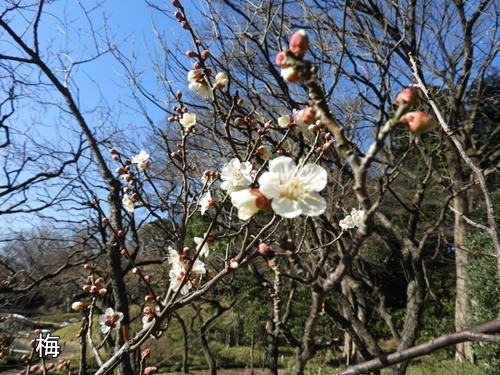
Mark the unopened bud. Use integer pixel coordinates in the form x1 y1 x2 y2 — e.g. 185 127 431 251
71 301 86 311
101 218 109 227
174 11 184 22
289 30 309 58
396 87 417 106
84 263 93 270
94 277 104 285
275 51 288 68
142 348 151 361
172 0 181 7
229 258 239 269
112 155 119 161
186 50 197 58
201 50 211 60
145 294 154 302
117 230 125 237
109 148 118 154
400 111 438 134
181 21 190 29
98 288 107 297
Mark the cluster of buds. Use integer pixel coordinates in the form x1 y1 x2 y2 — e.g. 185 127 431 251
173 9 189 30
316 135 335 154
275 30 310 83
201 170 220 184
82 266 107 298
395 87 438 134
142 306 156 326
57 359 71 370
235 116 256 127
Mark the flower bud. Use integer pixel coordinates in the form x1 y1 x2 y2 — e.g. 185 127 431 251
400 111 438 134
300 107 316 124
101 218 109 227
193 61 201 69
83 285 91 293
117 230 125 237
94 277 104 285
142 348 151 361
396 87 417 106
258 243 273 257
21 355 30 362
280 67 302 83
186 50 197 58
174 11 184 22
98 288 107 297
181 21 190 29
289 30 309 58
121 249 127 255
201 50 211 60
112 155 120 161
133 267 139 274
229 259 239 269
71 301 86 311
145 294 154 302
84 263 93 270
109 148 118 154
172 0 181 7
275 51 288 68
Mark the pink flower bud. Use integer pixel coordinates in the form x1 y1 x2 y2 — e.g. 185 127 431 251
201 50 211 60
83 284 91 293
98 288 107 297
112 155 120 161
300 107 316 124
109 148 118 154
45 363 55 370
94 277 104 285
145 294 154 302
186 50 197 58
172 0 181 8
396 87 417 106
30 339 36 348
121 249 127 255
142 348 151 361
101 218 109 226
117 230 125 237
133 267 139 274
144 366 157 375
275 51 288 68
229 259 239 269
258 243 272 257
400 111 438 134
289 30 309 58
84 263 93 270
21 355 30 362
90 285 98 294
183 247 190 257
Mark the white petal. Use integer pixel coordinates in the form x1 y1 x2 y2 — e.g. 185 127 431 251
258 171 281 200
297 164 328 191
268 156 296 176
271 197 302 218
298 193 327 216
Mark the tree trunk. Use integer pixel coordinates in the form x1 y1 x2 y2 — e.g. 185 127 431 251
264 321 279 375
453 193 474 363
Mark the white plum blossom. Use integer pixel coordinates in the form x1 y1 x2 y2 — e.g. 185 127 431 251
131 150 150 171
230 189 269 220
179 112 196 128
122 195 135 213
194 236 211 258
189 82 213 99
187 69 203 83
292 109 307 127
339 208 365 230
98 308 124 334
256 145 272 160
167 246 206 295
199 191 214 215
215 72 229 87
277 115 291 128
220 158 254 193
258 156 327 218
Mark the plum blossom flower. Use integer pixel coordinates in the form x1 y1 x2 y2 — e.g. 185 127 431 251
230 188 270 220
214 72 229 88
277 115 291 128
179 112 196 128
167 246 206 295
339 208 365 230
131 150 150 171
98 308 124 334
256 145 272 160
194 236 211 257
122 195 135 213
258 157 327 218
220 158 254 192
189 82 213 99
199 191 214 215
